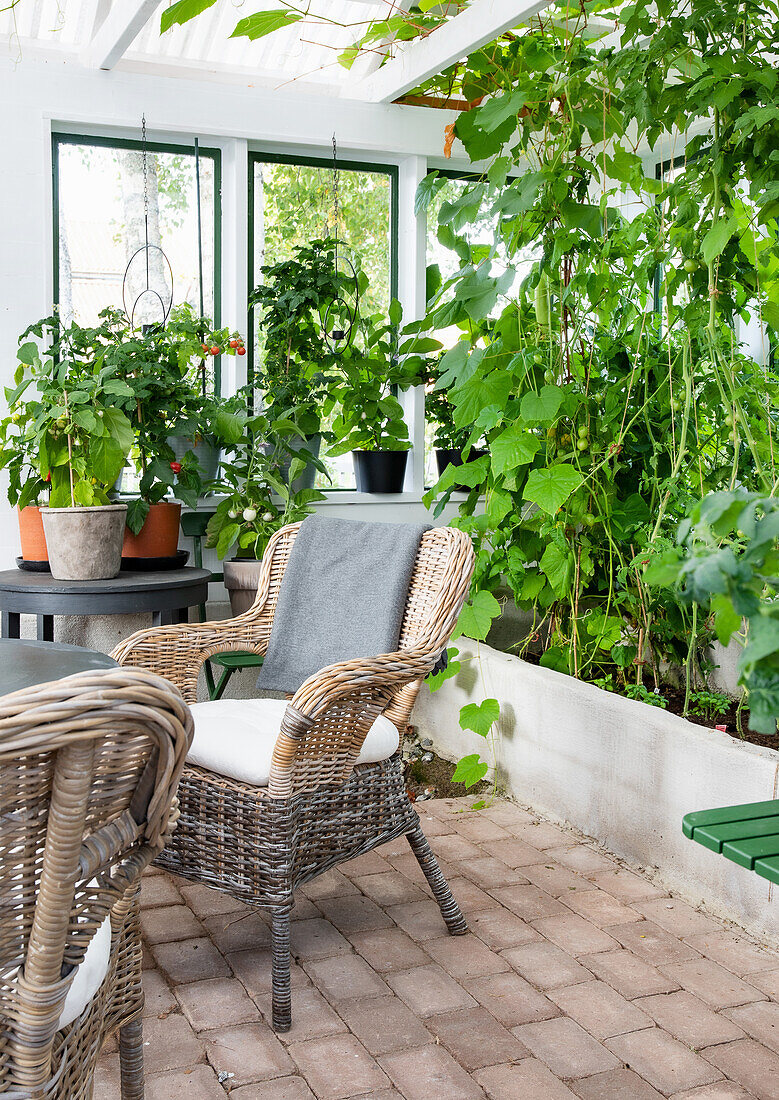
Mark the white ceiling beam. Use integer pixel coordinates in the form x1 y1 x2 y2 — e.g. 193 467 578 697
343 0 550 102
81 0 162 70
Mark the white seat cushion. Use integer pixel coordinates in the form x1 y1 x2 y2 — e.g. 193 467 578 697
58 910 111 1030
187 698 400 786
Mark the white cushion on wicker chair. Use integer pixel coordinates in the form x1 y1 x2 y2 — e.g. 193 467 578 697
187 698 400 786
58 911 112 1030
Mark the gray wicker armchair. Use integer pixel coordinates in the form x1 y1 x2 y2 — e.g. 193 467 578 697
0 668 192 1099
112 522 475 1031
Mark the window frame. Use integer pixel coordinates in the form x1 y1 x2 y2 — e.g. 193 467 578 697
246 148 399 397
51 131 223 389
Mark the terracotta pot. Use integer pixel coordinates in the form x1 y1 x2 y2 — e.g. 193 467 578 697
18 505 48 562
122 502 182 559
41 504 127 580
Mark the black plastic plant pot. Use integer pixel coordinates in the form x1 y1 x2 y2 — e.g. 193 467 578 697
353 449 409 493
436 447 488 492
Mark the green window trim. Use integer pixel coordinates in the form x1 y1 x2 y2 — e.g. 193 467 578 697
51 131 223 392
246 150 399 407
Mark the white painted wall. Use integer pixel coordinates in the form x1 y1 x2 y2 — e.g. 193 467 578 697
413 639 779 938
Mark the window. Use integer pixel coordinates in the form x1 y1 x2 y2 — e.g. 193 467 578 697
53 134 221 341
249 154 397 489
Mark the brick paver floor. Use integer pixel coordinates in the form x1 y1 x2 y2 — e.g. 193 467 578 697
95 797 779 1099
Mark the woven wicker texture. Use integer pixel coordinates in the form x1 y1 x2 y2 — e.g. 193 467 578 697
112 523 475 1030
0 668 193 1098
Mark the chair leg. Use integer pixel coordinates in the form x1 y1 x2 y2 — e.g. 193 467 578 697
406 824 468 935
271 908 293 1033
119 1017 144 1100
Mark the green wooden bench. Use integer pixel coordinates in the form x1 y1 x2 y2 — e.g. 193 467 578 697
683 799 779 885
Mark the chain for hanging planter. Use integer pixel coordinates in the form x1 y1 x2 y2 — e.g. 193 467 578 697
321 133 359 353
122 115 174 332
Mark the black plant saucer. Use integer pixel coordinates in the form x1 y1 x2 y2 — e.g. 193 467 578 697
16 557 50 573
120 550 190 572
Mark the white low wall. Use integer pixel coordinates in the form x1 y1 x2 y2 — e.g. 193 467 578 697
412 640 779 938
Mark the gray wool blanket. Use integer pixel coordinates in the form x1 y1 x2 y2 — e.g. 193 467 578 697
257 515 430 694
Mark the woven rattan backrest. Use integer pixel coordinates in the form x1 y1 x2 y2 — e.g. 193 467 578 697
0 668 192 1092
255 522 474 665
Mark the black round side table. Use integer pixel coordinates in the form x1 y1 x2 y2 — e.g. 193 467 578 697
0 568 211 641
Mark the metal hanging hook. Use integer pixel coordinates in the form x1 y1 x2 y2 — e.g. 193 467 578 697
322 132 359 353
122 113 174 332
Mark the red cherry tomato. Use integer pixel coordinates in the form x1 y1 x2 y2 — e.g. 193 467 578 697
201 343 209 353
237 346 246 356
210 346 220 355
229 339 238 348
169 461 182 474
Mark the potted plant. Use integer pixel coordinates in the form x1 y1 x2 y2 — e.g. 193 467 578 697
327 302 432 493
207 405 325 613
2 316 134 579
163 304 248 481
99 311 245 560
249 240 343 489
425 356 486 487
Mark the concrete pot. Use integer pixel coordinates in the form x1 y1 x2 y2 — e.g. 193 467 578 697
413 639 779 938
223 558 263 616
40 504 127 580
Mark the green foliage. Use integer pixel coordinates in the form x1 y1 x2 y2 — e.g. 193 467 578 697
418 3 779 710
687 690 732 721
206 389 325 560
646 491 779 734
0 315 135 509
326 303 431 455
250 240 342 439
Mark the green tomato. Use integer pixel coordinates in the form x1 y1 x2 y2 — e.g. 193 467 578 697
576 439 589 452
533 353 544 365
724 413 733 428
582 513 596 527
577 425 589 439
683 258 697 273
543 369 555 383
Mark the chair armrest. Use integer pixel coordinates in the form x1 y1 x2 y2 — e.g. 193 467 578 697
266 645 435 798
111 614 272 703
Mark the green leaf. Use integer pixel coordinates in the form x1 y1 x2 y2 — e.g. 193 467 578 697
161 0 218 33
415 171 444 216
711 594 742 646
520 385 563 424
451 754 489 789
490 423 540 476
101 407 134 454
427 648 461 692
17 341 39 366
454 589 501 641
91 434 125 485
539 543 574 598
701 215 738 265
459 698 500 737
231 9 303 39
523 465 582 515
125 498 149 537
214 409 245 445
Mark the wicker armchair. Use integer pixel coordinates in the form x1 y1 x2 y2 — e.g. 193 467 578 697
0 667 192 1099
111 522 475 1031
